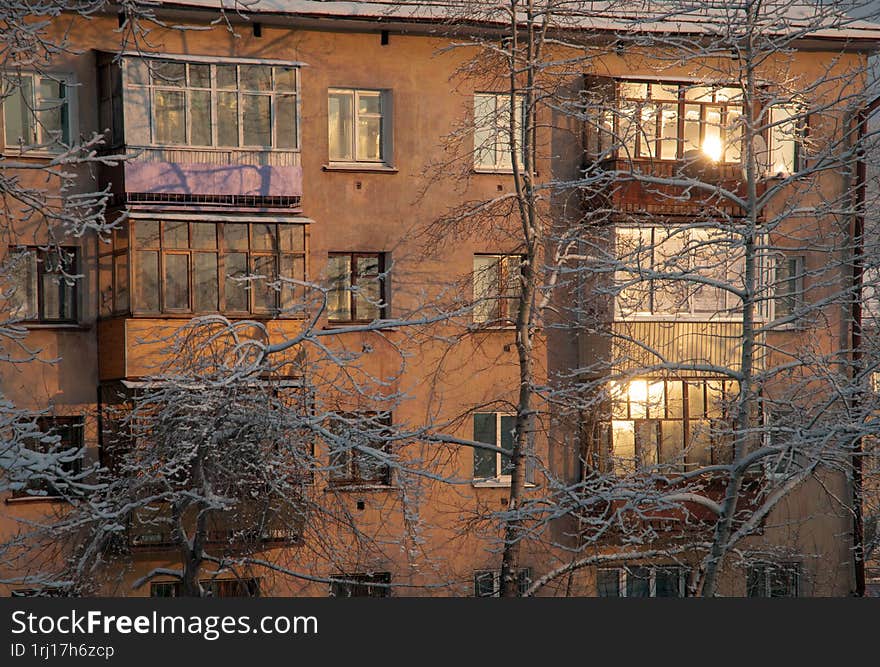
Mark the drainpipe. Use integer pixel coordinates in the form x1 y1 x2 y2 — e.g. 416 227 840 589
851 93 880 597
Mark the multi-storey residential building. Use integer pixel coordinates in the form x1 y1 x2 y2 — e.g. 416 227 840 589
1 1 879 597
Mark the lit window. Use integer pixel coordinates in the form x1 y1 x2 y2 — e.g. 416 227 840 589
615 227 744 317
328 89 387 163
474 93 525 170
3 73 72 151
472 254 522 324
767 104 805 176
747 562 799 597
326 253 386 323
601 378 738 474
615 82 742 163
598 566 688 597
123 58 298 148
7 247 79 323
330 572 391 598
474 568 532 597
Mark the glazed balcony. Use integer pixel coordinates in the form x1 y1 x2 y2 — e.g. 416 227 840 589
96 53 302 208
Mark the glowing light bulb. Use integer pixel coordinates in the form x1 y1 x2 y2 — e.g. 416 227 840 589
702 135 723 162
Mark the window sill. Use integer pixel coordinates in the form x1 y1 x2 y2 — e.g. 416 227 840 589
472 479 536 489
322 163 398 174
2 148 65 159
472 167 517 175
468 323 517 332
16 322 88 330
5 495 68 505
324 483 398 492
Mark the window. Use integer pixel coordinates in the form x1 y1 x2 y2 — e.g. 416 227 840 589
7 247 79 323
474 568 532 597
327 412 393 486
614 82 742 163
3 73 71 151
123 58 298 148
774 255 805 321
149 578 260 598
326 253 386 322
472 254 522 324
328 89 386 163
601 379 738 474
767 104 804 175
747 562 799 597
472 412 516 481
122 220 305 315
330 572 391 598
597 566 688 597
12 417 84 499
474 93 525 171
615 226 746 318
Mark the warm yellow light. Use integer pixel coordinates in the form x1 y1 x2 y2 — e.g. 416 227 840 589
627 380 648 403
702 135 723 162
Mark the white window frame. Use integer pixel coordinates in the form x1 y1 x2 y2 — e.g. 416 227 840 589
772 253 805 327
473 92 525 172
766 103 805 177
473 567 532 597
597 566 688 597
327 88 390 165
472 253 523 326
2 72 76 154
472 411 516 485
123 57 300 150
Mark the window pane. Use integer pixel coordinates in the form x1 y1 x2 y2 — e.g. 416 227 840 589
224 224 249 250
503 255 521 320
217 91 239 147
151 61 185 87
500 415 515 475
280 254 304 311
224 253 248 311
626 567 651 597
275 67 297 92
115 252 129 312
638 105 656 158
4 77 33 145
194 253 218 312
216 65 237 89
473 255 500 323
275 94 297 149
163 220 189 248
39 253 75 320
240 65 271 91
725 106 742 163
620 82 648 99
473 94 496 167
328 92 353 161
134 220 161 249
136 251 160 311
188 64 211 88
242 94 271 146
164 254 189 310
659 104 678 159
251 224 277 252
279 224 305 252
327 255 351 321
355 255 381 320
703 106 722 161
655 569 682 597
37 78 67 144
597 569 621 597
252 255 276 312
474 572 497 597
9 251 38 319
191 222 216 249
683 105 701 154
125 59 148 86
154 89 186 144
473 413 497 478
190 90 212 146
